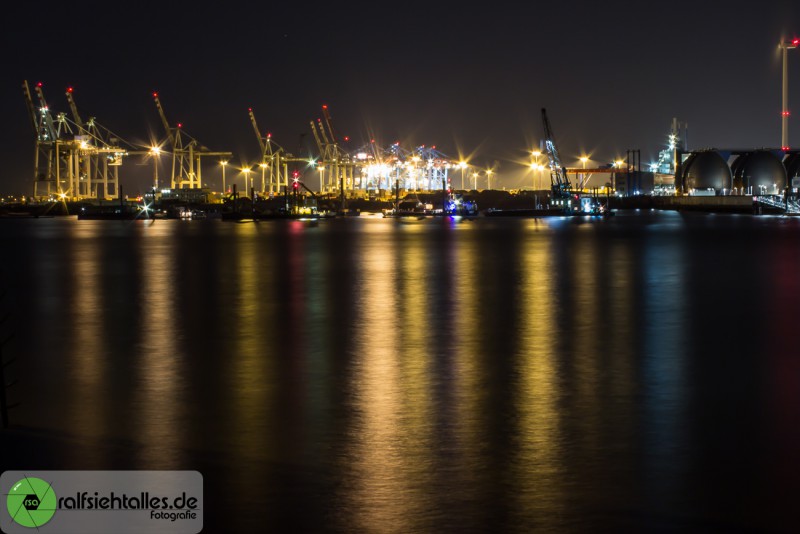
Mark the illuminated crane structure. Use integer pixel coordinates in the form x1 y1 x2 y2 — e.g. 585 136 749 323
248 107 289 194
64 87 128 199
153 92 231 189
541 108 572 200
308 105 455 194
309 105 356 193
23 81 134 200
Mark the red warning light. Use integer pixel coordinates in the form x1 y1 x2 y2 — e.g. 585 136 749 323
153 91 158 98
322 105 328 110
37 82 42 87
248 107 252 112
177 123 182 128
67 87 73 93
783 111 791 117
292 170 299 178
794 38 799 45
370 139 375 143
344 136 350 142
267 133 272 138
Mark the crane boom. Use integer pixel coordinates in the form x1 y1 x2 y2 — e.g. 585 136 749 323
65 87 84 131
248 108 266 154
152 92 175 145
34 83 57 141
22 80 39 134
541 108 571 198
316 118 331 146
321 105 337 144
309 120 324 156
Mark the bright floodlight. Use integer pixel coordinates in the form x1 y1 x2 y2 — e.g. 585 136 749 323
580 157 588 163
151 146 160 155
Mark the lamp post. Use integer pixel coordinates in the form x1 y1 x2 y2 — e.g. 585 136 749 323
459 161 467 190
150 146 160 190
779 38 799 150
472 172 478 190
259 163 267 193
318 165 325 192
242 167 251 195
486 169 493 190
532 150 541 190
220 160 228 194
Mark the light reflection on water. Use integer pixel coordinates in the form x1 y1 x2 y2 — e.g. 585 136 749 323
1 213 799 531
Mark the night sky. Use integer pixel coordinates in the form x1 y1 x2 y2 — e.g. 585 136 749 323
1 0 797 195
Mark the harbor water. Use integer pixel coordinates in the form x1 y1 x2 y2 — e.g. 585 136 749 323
0 211 798 532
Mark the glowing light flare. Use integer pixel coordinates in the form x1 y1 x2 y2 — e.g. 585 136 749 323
37 82 42 87
152 91 158 98
67 87 73 93
177 123 182 128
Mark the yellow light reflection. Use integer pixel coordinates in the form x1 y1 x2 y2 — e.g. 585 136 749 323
515 235 565 525
135 225 184 467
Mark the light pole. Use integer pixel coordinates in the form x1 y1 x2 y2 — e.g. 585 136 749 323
486 169 493 190
580 156 588 190
259 163 267 193
472 172 478 190
459 161 467 190
242 167 251 195
532 151 541 190
318 165 325 192
150 146 160 190
220 160 228 194
780 38 799 150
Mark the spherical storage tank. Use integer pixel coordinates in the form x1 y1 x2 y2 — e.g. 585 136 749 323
731 150 786 194
680 150 731 194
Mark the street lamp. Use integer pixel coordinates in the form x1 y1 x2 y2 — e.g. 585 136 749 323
486 169 493 190
259 163 267 193
472 172 478 190
459 161 467 190
532 151 541 190
220 160 228 193
150 146 160 190
779 37 799 150
579 156 588 190
242 167 251 195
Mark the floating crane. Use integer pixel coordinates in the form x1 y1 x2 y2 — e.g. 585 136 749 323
541 108 606 215
541 108 572 201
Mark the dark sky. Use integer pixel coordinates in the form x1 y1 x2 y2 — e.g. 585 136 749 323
1 0 798 195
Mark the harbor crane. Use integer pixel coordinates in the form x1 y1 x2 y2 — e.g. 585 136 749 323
64 87 128 199
541 108 572 201
153 92 231 189
541 108 605 214
309 105 355 194
248 107 287 194
23 81 83 199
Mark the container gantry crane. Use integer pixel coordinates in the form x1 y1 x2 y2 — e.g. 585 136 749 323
64 87 129 199
153 92 231 189
248 107 286 194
